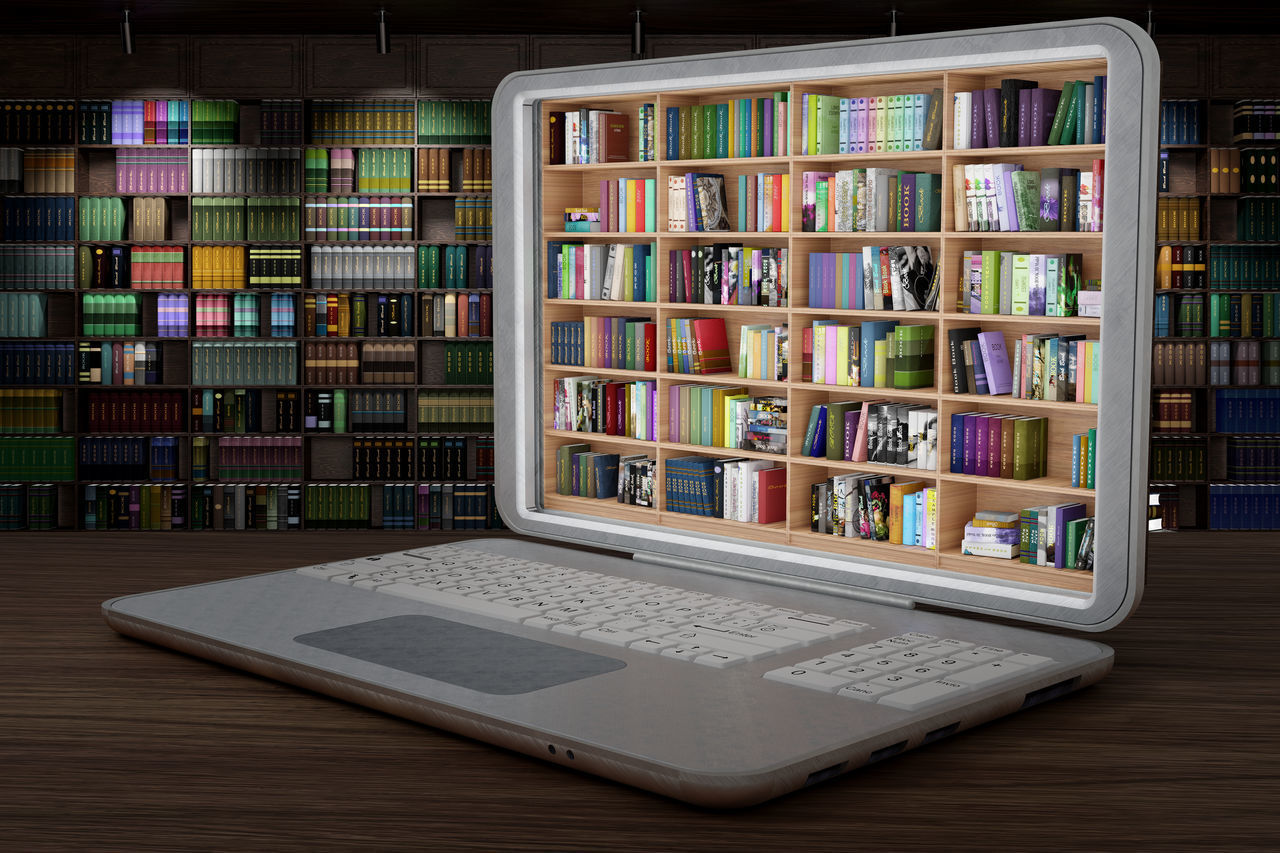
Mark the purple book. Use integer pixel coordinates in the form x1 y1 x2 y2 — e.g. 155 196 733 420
1018 89 1032 147
974 413 990 476
983 88 1000 149
1053 502 1088 567
970 90 986 149
763 98 774 157
963 412 980 475
1030 88 1062 146
987 416 1003 477
977 330 1014 395
843 410 861 461
823 251 837 309
1001 163 1023 231
969 339 990 395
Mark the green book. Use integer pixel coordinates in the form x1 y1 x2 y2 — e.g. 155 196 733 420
714 103 729 159
1049 80 1077 145
1010 171 1041 231
892 324 935 389
690 105 704 160
980 250 1001 314
825 401 857 460
914 173 941 231
702 105 715 160
816 94 841 155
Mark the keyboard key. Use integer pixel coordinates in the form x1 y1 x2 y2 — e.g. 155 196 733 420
950 648 1008 665
878 679 971 711
693 651 747 669
629 637 677 654
376 584 531 622
687 622 800 652
578 626 646 647
898 665 950 681
661 630 774 661
1005 653 1054 668
794 657 850 672
763 667 851 693
764 615 866 639
948 660 1027 687
870 672 920 688
837 682 895 701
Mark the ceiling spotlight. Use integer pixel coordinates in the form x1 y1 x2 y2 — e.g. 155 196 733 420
121 10 134 56
889 8 898 38
632 10 645 58
377 9 390 55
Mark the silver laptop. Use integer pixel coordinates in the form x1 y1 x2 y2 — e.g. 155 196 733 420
104 18 1157 807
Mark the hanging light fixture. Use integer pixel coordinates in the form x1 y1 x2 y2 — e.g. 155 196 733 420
377 9 391 55
121 9 135 56
632 10 645 57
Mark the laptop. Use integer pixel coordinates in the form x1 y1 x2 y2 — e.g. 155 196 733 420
104 18 1158 807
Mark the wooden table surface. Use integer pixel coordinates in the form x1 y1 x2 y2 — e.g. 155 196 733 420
3 531 1277 851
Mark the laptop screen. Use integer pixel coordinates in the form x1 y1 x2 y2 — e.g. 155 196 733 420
493 19 1159 632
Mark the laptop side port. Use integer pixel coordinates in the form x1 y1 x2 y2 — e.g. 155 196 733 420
803 761 848 787
922 722 960 744
866 740 908 764
1020 676 1081 709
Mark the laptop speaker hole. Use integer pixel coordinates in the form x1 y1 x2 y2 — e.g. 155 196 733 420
566 750 575 760
1021 677 1081 710
547 745 556 755
866 740 908 764
803 762 847 787
923 723 960 744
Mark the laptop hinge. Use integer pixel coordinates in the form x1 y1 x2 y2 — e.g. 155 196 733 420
631 551 915 610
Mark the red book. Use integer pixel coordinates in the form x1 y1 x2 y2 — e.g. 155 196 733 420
144 100 156 145
633 179 644 233
479 292 491 336
604 382 620 434
771 175 783 233
112 343 123 385
986 415 1003 477
643 322 656 371
690 317 731 374
755 466 786 524
601 113 630 163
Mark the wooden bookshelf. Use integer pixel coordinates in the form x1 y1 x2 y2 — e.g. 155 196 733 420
537 59 1110 594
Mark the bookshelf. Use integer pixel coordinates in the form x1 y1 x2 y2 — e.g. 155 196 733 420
536 57 1113 595
0 93 501 531
1152 88 1280 530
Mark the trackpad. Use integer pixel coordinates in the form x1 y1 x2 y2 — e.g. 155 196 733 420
295 614 626 695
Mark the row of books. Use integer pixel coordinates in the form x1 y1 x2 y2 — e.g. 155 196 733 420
803 401 937 470
2 196 75 242
0 245 75 290
996 333 1100 404
956 162 1102 233
1152 390 1195 433
669 244 790 308
588 177 656 233
0 436 74 480
76 196 128 242
308 244 416 289
84 391 184 433
195 292 296 338
546 241 656 302
191 245 303 289
1237 198 1280 242
663 95 789 160
303 196 413 241
964 507 1094 571
669 388 785 455
548 317 657 372
800 168 942 234
0 388 61 433
1155 197 1201 242
193 197 302 242
0 484 58 529
417 100 491 146
78 436 180 481
415 390 494 433
308 148 414 194
309 100 416 145
1159 99 1202 145
158 292 192 337
1208 484 1280 531
807 320 934 389
305 389 408 432
82 483 190 529
662 173 732 233
549 109 630 166
1200 148 1242 194
806 246 936 311
1215 389 1280 433
1222 436 1280 482
437 342 493 386
94 100 190 146
77 341 162 385
418 244 493 290
453 195 492 241
0 292 47 337
200 435 304 481
301 341 413 385
1209 337 1275 390
347 437 494 482
1228 148 1279 194
1150 437 1208 482
1152 341 1206 386
0 101 75 144
0 147 75 194
192 148 300 194
419 147 490 193
1208 293 1280 338
970 77 1105 150
949 412 1051 481
80 292 141 336
1206 246 1280 289
552 377 658 441
812 476 935 548
303 292 419 338
191 341 298 385
667 456 784 523
305 147 354 193
194 388 300 434
1153 291 1204 337
803 90 940 155
115 148 189 194
1231 100 1280 143
959 251 1092 317
187 100 236 145
0 342 75 385
82 245 185 290
1155 245 1207 291
733 173 794 234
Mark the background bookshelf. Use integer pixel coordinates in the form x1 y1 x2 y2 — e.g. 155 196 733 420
1152 36 1280 531
538 57 1111 594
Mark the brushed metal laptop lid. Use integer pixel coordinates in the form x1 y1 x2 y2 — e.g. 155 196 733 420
492 18 1157 632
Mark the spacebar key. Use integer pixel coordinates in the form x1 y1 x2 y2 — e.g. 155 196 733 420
376 583 530 623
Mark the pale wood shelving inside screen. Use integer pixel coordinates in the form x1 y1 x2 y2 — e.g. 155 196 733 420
538 59 1110 594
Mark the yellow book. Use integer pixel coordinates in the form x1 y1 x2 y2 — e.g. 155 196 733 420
780 174 791 232
836 325 851 386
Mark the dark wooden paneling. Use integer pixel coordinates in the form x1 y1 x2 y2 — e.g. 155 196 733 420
305 36 416 96
78 36 189 97
419 36 527 97
646 36 756 59
757 35 866 49
0 38 77 97
193 37 303 97
1156 36 1211 98
532 37 632 70
1210 36 1280 98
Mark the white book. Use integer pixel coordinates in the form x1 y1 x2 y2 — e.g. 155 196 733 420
953 91 972 149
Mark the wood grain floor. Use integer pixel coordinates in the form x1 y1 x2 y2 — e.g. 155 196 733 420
2 531 1277 851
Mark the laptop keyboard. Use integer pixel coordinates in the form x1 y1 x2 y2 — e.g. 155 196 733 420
297 544 1055 711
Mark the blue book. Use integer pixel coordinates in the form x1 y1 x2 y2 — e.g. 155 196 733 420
950 412 970 473
810 408 828 458
859 320 899 387
666 107 680 159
